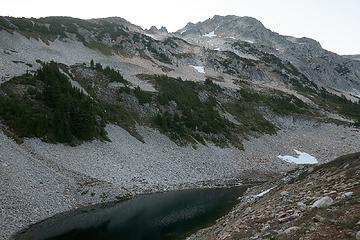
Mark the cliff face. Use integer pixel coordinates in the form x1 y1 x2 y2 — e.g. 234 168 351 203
188 153 360 240
176 15 360 93
1 15 360 94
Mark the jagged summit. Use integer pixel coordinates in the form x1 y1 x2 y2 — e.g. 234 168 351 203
176 15 266 37
148 25 168 34
173 14 360 92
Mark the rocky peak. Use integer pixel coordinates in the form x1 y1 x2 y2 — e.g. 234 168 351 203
177 15 266 36
159 26 168 33
296 37 322 49
148 26 168 34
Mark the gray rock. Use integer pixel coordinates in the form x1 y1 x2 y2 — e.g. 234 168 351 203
283 226 300 235
244 207 253 215
177 15 360 93
311 196 334 209
280 191 289 197
356 231 360 240
297 202 307 211
343 192 353 198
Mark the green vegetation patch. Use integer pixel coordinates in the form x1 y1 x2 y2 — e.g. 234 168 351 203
289 77 360 125
314 88 360 124
0 62 108 144
151 75 232 145
225 103 277 135
239 87 312 115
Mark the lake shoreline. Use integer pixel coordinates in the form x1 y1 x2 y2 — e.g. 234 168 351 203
11 185 253 240
2 119 359 240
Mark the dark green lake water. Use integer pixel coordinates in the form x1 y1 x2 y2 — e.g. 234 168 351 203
14 186 247 240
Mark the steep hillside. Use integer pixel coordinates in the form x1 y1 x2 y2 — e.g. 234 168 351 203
176 15 360 94
188 153 360 240
1 60 359 147
344 55 360 61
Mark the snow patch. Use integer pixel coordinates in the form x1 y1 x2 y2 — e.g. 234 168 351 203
190 65 205 74
180 29 187 34
144 33 156 40
203 31 217 38
278 150 318 165
244 40 254 44
226 37 236 40
213 48 221 51
255 186 276 198
351 89 360 98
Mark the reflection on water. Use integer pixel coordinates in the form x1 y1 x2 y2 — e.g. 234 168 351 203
14 187 248 240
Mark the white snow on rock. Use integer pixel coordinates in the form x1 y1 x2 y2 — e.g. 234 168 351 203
351 89 360 98
190 65 205 74
255 186 276 198
213 48 221 51
180 29 187 34
203 31 217 38
144 33 157 40
244 40 254 44
278 150 318 165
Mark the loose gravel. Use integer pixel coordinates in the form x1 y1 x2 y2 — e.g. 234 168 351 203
1 116 359 240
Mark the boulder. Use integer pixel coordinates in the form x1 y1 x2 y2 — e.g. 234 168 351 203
343 192 353 198
280 191 289 197
311 196 333 209
297 202 307 211
283 226 300 235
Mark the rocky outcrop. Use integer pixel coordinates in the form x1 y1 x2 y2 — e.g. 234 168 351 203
176 15 360 93
188 153 360 240
311 196 334 209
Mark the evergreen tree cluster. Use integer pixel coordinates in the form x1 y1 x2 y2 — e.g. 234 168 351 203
0 62 107 144
90 60 127 84
152 75 230 142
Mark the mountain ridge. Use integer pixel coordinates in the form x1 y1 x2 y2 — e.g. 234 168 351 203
0 14 360 240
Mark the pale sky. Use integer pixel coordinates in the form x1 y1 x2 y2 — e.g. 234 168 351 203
1 0 359 55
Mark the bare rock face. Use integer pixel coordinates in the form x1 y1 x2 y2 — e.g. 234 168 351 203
356 230 360 240
148 26 168 34
176 15 360 93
